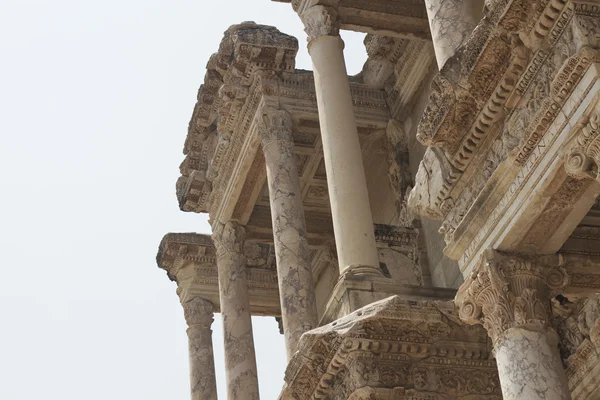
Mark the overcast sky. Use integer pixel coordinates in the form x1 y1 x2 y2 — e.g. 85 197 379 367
0 1 367 399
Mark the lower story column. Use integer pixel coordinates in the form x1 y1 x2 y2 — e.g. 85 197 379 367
183 297 218 400
212 221 260 400
457 250 571 400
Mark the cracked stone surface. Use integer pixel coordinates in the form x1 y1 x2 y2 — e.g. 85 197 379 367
183 297 218 400
495 327 571 400
261 108 318 360
424 0 481 69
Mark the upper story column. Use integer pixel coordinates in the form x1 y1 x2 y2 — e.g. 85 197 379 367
457 250 571 400
300 5 381 278
258 107 318 360
212 221 260 400
424 0 483 69
183 297 219 400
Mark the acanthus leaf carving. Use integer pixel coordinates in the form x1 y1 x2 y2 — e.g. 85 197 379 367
183 297 214 327
300 5 340 46
257 106 293 148
457 249 569 345
211 220 246 259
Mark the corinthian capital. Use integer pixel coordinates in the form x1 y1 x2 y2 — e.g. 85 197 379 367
183 297 214 327
257 107 293 147
211 221 246 258
300 5 340 45
456 249 569 345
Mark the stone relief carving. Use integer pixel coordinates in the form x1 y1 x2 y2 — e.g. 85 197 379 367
457 250 569 344
257 107 293 147
211 220 245 258
565 108 600 182
281 296 499 400
409 1 600 257
183 297 214 327
558 294 600 360
300 5 339 45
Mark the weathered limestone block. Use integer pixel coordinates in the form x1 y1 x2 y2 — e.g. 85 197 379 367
280 296 500 400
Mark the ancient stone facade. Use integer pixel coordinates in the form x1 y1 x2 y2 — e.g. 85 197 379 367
156 1 600 399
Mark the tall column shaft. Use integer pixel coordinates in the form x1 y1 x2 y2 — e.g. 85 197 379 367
183 297 219 400
259 108 318 360
424 0 482 69
212 221 260 400
301 5 380 277
495 327 570 399
457 250 571 400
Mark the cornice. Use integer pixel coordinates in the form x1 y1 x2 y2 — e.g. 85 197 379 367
409 0 600 267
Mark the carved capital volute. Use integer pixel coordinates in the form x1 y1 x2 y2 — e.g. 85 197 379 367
211 220 246 259
300 5 340 47
258 107 293 148
457 249 569 345
183 297 214 327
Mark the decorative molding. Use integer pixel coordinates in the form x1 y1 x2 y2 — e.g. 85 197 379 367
408 0 600 270
565 108 600 181
281 296 498 399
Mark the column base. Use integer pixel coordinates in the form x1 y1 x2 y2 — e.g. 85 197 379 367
319 272 456 325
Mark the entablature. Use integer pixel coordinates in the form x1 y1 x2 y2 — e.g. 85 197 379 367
273 0 431 40
408 0 600 274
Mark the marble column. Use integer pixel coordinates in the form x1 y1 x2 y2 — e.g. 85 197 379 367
212 221 260 400
300 5 381 277
457 250 571 400
258 107 318 360
424 0 483 69
183 297 218 400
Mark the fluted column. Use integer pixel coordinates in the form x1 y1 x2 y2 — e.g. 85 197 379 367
212 221 260 400
457 250 571 400
300 5 381 277
424 0 483 69
183 297 218 400
258 107 318 360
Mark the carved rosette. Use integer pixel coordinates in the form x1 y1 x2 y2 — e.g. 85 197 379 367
183 297 214 327
300 5 340 46
211 221 245 259
257 107 293 148
565 111 600 182
457 250 569 345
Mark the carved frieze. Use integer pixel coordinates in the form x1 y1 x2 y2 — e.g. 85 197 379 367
409 1 600 267
280 296 498 400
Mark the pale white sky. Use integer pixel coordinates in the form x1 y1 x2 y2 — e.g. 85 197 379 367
0 1 366 399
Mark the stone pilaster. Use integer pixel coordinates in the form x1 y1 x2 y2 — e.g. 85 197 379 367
300 5 382 278
424 0 483 70
212 221 260 400
183 297 218 400
457 249 571 400
258 107 318 360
